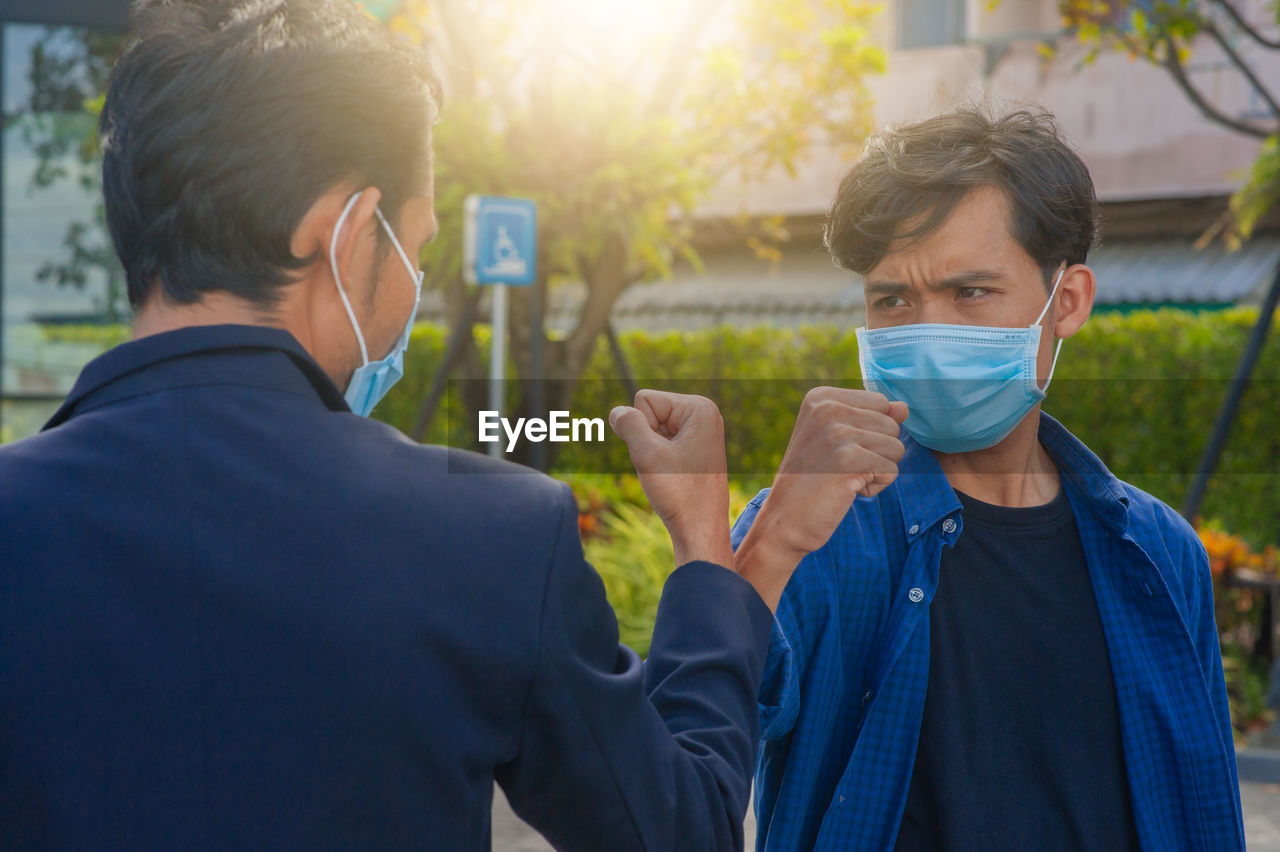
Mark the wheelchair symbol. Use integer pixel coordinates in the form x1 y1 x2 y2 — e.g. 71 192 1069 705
483 225 528 278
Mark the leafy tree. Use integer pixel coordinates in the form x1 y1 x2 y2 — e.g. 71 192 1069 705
371 0 885 461
1059 0 1280 246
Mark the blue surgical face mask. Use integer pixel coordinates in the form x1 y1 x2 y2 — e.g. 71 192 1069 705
855 267 1065 454
330 191 425 417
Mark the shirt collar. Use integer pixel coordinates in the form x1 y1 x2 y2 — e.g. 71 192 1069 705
893 430 963 542
893 411 1131 539
1035 411 1132 533
45 324 350 429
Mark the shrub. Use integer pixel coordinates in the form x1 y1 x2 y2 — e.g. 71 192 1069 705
25 309 1280 546
582 502 676 658
579 482 755 657
382 306 1280 548
1198 524 1279 738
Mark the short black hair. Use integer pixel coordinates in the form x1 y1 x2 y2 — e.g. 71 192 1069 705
825 107 1099 287
101 0 443 309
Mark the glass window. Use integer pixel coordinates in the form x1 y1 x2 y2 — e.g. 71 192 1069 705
2 23 124 442
897 0 966 49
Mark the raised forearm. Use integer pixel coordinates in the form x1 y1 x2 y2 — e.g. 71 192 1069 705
732 500 807 612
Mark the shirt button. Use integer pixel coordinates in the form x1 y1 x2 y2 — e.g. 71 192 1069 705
862 690 873 704
941 518 957 533
908 524 920 535
909 587 924 603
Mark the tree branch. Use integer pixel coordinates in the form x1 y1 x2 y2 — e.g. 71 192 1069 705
1159 35 1271 139
1208 0 1280 50
1201 18 1280 121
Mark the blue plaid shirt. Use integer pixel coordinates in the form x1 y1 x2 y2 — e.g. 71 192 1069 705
731 413 1244 851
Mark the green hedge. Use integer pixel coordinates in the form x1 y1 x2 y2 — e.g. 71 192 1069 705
377 307 1280 548
1047 308 1280 549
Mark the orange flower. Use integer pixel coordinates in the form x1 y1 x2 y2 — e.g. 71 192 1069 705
1198 524 1278 578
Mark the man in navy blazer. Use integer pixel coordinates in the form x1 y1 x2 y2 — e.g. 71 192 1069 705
0 1 917 848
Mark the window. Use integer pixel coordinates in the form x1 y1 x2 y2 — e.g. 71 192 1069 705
1 9 127 442
897 0 966 49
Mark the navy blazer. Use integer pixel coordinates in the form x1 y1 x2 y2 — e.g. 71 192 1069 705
0 325 773 850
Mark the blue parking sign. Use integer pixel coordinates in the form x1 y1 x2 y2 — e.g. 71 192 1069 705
464 195 537 286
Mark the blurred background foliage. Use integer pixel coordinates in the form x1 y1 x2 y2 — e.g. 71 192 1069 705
364 306 1280 548
577 481 756 656
358 0 884 461
38 308 1280 549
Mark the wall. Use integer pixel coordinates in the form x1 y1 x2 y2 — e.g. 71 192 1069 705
703 0 1275 216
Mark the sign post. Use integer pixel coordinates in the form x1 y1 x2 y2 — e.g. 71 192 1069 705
464 195 538 457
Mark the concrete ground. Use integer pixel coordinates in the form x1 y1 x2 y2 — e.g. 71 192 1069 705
1243 782 1280 850
492 749 1280 851
1240 746 1280 851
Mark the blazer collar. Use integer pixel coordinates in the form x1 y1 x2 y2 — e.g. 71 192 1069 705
45 324 350 429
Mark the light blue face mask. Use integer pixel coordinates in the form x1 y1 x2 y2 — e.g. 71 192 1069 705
855 267 1065 454
330 191 425 417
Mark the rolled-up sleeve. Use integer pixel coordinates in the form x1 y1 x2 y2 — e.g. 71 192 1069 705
758 618 801 741
731 491 809 743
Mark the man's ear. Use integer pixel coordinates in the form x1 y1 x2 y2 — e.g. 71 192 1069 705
289 186 383 284
1053 263 1096 340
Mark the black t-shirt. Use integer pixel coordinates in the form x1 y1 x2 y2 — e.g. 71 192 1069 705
894 487 1140 852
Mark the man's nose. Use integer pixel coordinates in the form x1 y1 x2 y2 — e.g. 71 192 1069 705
916 297 957 325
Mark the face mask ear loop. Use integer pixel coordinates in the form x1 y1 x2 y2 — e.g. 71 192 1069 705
330 191 371 365
1041 337 1065 393
373 207 424 291
1034 265 1066 328
373 207 425 354
1036 265 1068 392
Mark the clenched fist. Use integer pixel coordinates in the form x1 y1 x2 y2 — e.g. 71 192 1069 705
735 387 908 610
610 390 733 571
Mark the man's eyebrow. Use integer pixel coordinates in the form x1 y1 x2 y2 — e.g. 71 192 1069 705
938 269 1005 289
864 280 909 297
865 269 1006 295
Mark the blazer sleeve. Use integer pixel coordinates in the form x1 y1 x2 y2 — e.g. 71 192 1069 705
496 483 774 851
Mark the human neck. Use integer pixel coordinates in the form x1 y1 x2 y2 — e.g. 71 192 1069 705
132 290 288 341
131 287 352 391
932 410 1060 508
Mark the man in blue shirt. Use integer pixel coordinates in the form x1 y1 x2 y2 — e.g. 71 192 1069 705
730 109 1245 850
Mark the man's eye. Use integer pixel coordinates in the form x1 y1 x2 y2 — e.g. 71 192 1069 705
875 296 905 309
957 287 988 299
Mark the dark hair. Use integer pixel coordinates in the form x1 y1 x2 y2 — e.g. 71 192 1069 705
825 107 1099 287
101 0 443 309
